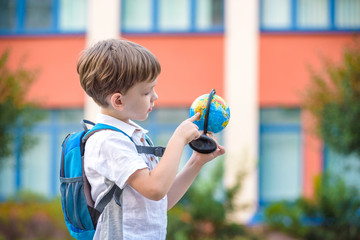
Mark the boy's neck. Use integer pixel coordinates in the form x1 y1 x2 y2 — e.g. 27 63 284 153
101 107 130 124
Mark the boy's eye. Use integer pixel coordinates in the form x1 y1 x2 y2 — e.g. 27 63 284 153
145 88 154 95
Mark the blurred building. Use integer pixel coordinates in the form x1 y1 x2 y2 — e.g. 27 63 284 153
0 0 359 223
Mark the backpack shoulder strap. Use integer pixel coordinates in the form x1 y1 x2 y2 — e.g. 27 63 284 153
79 119 166 228
135 145 166 157
83 121 165 157
81 119 96 132
78 120 123 228
94 183 121 212
83 122 134 143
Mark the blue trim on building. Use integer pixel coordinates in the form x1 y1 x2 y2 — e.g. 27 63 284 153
259 0 264 29
322 145 328 171
1 0 360 36
121 28 224 35
15 126 22 193
329 0 335 29
52 0 59 31
0 31 86 37
291 0 297 29
153 0 159 32
260 29 360 34
1 0 225 36
49 111 59 197
260 124 301 133
190 0 196 32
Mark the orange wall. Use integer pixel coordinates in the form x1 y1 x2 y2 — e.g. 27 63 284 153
302 111 323 198
0 35 224 108
128 35 224 107
3 34 353 109
259 34 356 106
0 36 86 108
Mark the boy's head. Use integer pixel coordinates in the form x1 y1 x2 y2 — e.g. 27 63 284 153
77 39 161 107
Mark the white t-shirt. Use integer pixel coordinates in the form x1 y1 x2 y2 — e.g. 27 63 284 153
84 113 167 239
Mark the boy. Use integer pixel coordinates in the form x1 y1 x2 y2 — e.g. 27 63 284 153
77 39 225 239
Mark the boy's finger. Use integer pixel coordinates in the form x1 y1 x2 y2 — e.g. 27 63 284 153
189 112 201 122
206 131 214 137
214 145 226 157
218 145 226 154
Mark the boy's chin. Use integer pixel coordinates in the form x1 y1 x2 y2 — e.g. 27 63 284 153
133 114 149 122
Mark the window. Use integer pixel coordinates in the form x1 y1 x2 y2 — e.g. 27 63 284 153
325 148 360 191
158 0 191 31
196 0 224 30
0 0 55 34
122 0 153 32
121 0 224 33
259 108 302 205
260 0 360 31
0 156 16 200
0 0 223 35
0 0 16 30
25 0 52 30
59 0 87 32
22 133 51 195
0 0 87 35
297 0 328 28
262 0 291 29
0 109 84 200
335 0 360 28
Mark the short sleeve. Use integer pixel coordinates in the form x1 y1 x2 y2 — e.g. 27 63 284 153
87 130 148 189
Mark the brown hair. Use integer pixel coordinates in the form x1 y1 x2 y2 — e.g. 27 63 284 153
77 39 161 107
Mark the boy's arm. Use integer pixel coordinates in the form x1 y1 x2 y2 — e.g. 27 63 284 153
126 113 201 201
166 145 225 210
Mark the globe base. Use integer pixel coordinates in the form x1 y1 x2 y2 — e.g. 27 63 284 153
189 135 217 154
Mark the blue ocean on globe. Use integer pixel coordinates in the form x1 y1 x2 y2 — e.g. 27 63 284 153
189 93 230 133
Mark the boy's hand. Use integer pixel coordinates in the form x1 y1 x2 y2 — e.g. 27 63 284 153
191 133 226 165
173 112 202 145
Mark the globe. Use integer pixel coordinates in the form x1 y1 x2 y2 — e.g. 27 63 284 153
189 93 230 133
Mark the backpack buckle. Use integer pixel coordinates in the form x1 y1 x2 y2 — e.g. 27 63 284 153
154 147 165 157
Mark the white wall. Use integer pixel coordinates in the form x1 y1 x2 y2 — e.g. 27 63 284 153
224 0 259 223
84 0 121 121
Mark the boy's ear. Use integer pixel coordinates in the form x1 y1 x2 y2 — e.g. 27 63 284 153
109 93 124 110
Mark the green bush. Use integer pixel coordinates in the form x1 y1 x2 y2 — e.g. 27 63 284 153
167 160 262 240
303 40 360 156
0 162 262 240
0 193 71 240
264 173 360 240
0 50 45 167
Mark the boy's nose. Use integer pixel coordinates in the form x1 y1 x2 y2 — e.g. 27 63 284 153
152 91 158 101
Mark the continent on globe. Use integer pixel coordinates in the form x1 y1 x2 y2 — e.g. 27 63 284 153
189 93 230 133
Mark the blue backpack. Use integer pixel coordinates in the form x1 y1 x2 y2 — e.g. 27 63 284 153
60 120 165 240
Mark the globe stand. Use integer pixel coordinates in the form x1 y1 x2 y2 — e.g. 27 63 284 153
189 89 218 154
